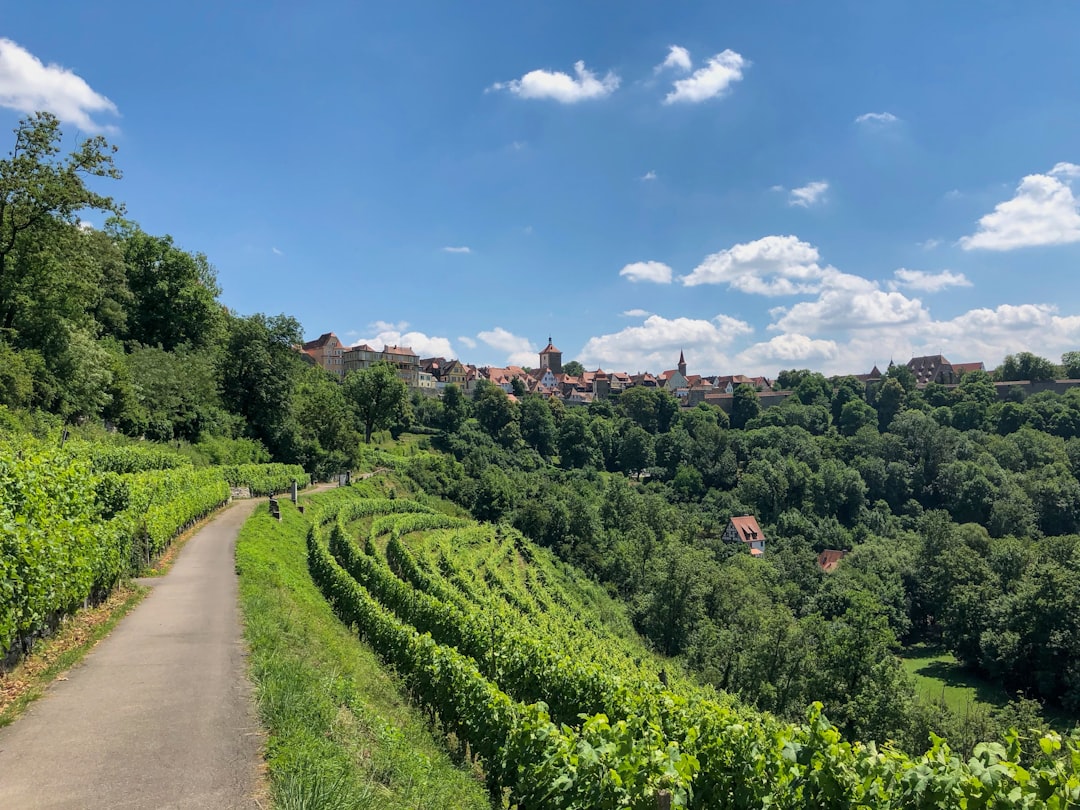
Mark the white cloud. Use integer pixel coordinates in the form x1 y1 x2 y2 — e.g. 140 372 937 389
655 45 692 73
271 246 283 256
458 336 477 349
888 268 972 292
578 313 750 371
619 260 673 284
477 327 536 366
664 49 746 104
77 219 94 231
0 38 119 132
353 323 454 359
680 235 832 295
959 168 1080 250
788 181 829 208
369 320 409 333
713 314 755 337
854 111 899 126
1050 162 1080 179
488 60 619 103
641 170 657 181
835 304 1080 376
736 334 840 369
621 308 651 318
769 287 928 334
917 238 942 250
442 246 471 254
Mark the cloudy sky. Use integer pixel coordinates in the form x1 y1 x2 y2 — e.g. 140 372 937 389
3 2 1080 375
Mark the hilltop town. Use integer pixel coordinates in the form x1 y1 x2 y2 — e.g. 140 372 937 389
301 331 1080 413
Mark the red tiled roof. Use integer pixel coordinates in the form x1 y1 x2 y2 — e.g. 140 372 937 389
952 362 986 374
817 549 847 573
729 515 764 543
383 344 417 356
302 332 337 350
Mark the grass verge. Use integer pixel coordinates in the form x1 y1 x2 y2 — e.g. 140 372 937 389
0 583 147 727
236 489 492 810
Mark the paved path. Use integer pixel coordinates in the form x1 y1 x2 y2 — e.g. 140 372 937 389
0 499 264 809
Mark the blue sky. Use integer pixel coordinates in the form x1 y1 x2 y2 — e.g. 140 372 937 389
3 1 1080 376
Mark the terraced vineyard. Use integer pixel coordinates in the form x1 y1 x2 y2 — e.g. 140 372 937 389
306 485 1080 809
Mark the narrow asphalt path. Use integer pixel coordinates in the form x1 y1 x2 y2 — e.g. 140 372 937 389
0 498 264 809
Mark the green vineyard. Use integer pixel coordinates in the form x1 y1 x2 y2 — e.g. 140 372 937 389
0 434 309 657
305 484 1080 809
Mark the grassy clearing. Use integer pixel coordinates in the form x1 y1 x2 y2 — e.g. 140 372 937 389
901 643 1012 714
0 583 147 727
236 489 492 810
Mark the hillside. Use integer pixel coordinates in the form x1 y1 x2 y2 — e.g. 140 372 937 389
292 467 1079 808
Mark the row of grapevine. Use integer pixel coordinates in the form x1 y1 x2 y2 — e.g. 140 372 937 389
312 492 1080 808
307 514 696 808
219 463 310 496
66 440 193 473
2 434 310 657
1 444 107 654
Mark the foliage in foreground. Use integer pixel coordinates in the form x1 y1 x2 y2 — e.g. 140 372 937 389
307 488 1080 808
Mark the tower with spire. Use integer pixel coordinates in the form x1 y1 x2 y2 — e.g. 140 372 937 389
539 336 563 374
677 349 687 378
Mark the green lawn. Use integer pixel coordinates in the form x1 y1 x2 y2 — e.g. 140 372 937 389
901 643 1013 715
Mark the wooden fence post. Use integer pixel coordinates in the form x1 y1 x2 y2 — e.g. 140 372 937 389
655 790 672 810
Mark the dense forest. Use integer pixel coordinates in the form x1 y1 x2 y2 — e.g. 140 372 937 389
400 371 1080 755
0 113 372 478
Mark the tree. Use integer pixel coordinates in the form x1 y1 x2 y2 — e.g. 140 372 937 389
619 386 679 433
219 313 304 458
439 383 467 433
839 399 877 436
473 380 519 445
998 352 1058 382
519 394 557 457
618 424 654 478
876 378 906 430
557 410 599 468
562 360 585 377
0 113 122 337
114 223 223 351
1063 351 1080 380
344 360 409 444
292 365 359 477
731 384 761 429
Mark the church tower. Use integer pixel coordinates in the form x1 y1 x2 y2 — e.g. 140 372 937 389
677 349 687 378
539 336 563 374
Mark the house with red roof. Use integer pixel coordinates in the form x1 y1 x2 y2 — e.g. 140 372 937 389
817 549 847 572
722 515 765 556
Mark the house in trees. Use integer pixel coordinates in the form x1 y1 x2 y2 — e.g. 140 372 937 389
342 343 420 388
420 357 469 390
301 332 346 378
817 549 847 572
722 515 765 557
